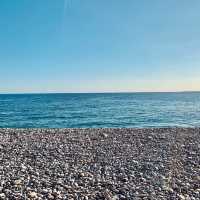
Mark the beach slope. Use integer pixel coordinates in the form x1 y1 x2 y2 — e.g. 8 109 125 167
0 128 199 199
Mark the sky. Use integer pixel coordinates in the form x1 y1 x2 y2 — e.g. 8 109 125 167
0 0 200 93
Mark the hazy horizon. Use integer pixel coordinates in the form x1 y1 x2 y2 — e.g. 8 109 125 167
1 0 200 93
1 90 200 95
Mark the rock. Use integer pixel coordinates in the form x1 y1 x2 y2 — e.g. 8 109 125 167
57 179 63 185
80 172 85 177
41 189 48 194
84 196 89 200
28 192 38 199
177 194 186 200
112 195 119 200
48 194 54 199
21 164 27 171
102 133 108 138
104 189 113 200
74 183 79 188
14 179 22 185
0 193 5 199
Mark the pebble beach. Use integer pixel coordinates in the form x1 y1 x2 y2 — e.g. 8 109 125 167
0 128 199 200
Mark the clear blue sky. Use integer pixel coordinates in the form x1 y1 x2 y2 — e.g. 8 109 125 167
0 0 200 93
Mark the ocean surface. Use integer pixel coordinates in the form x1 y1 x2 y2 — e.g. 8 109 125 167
0 92 200 128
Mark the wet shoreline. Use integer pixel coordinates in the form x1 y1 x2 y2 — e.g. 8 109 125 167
0 128 199 199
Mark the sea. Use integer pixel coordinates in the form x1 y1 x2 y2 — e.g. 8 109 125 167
0 92 200 128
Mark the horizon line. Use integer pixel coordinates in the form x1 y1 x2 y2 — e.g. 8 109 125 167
0 90 200 95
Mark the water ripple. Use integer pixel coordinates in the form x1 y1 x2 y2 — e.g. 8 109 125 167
0 92 200 128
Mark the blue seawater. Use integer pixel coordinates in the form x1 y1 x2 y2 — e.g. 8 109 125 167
0 92 200 128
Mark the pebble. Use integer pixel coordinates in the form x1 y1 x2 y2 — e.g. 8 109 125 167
0 128 198 199
28 192 37 199
14 179 22 185
177 194 186 200
0 193 5 199
48 194 54 199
